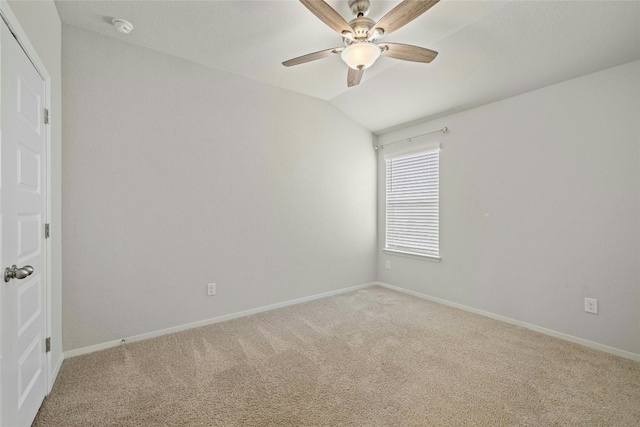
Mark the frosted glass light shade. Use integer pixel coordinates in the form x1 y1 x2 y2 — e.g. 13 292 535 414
341 42 381 70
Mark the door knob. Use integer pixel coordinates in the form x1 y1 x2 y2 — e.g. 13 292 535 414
4 265 34 282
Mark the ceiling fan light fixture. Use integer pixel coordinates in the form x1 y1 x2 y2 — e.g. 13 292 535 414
341 42 381 70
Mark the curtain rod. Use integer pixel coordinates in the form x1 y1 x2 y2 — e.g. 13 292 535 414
374 127 448 151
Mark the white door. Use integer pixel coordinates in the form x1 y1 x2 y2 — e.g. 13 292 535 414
0 19 48 427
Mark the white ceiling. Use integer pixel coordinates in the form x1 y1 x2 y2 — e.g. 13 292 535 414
55 0 640 133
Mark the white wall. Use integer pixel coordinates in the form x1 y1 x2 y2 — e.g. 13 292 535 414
61 26 376 351
5 0 63 378
377 61 640 355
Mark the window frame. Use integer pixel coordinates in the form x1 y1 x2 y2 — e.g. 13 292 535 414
384 143 441 262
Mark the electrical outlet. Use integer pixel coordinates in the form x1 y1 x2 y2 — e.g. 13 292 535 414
207 283 216 296
584 297 598 314
386 260 391 270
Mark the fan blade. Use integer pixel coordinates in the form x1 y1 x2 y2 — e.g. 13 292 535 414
300 0 354 36
380 43 438 63
347 67 363 87
283 47 344 67
373 0 440 36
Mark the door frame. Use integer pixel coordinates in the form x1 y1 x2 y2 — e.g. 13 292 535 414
0 0 53 394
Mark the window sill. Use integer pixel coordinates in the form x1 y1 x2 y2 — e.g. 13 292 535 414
383 249 441 263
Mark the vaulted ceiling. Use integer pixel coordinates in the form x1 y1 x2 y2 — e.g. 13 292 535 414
55 0 640 133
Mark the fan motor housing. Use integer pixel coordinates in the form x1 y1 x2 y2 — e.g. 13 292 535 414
348 16 375 39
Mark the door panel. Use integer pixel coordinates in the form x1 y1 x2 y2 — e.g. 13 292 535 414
16 74 42 134
17 329 43 407
1 19 48 427
17 145 42 192
18 276 41 336
16 213 42 263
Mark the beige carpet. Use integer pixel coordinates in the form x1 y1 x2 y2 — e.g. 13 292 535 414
34 286 640 426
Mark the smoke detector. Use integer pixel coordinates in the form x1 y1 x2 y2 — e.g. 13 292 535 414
112 18 133 34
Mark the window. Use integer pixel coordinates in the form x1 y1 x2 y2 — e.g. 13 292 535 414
385 145 440 259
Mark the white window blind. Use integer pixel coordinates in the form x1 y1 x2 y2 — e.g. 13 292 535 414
385 146 440 258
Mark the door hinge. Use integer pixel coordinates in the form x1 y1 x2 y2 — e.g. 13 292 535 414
44 108 50 125
45 223 50 239
46 337 51 353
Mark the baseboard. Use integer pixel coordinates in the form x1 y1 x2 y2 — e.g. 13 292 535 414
64 282 375 358
64 281 640 362
375 282 640 362
48 353 64 393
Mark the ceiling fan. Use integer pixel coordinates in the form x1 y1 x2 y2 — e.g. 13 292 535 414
283 0 440 87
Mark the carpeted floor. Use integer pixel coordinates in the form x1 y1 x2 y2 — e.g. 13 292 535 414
34 286 640 426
